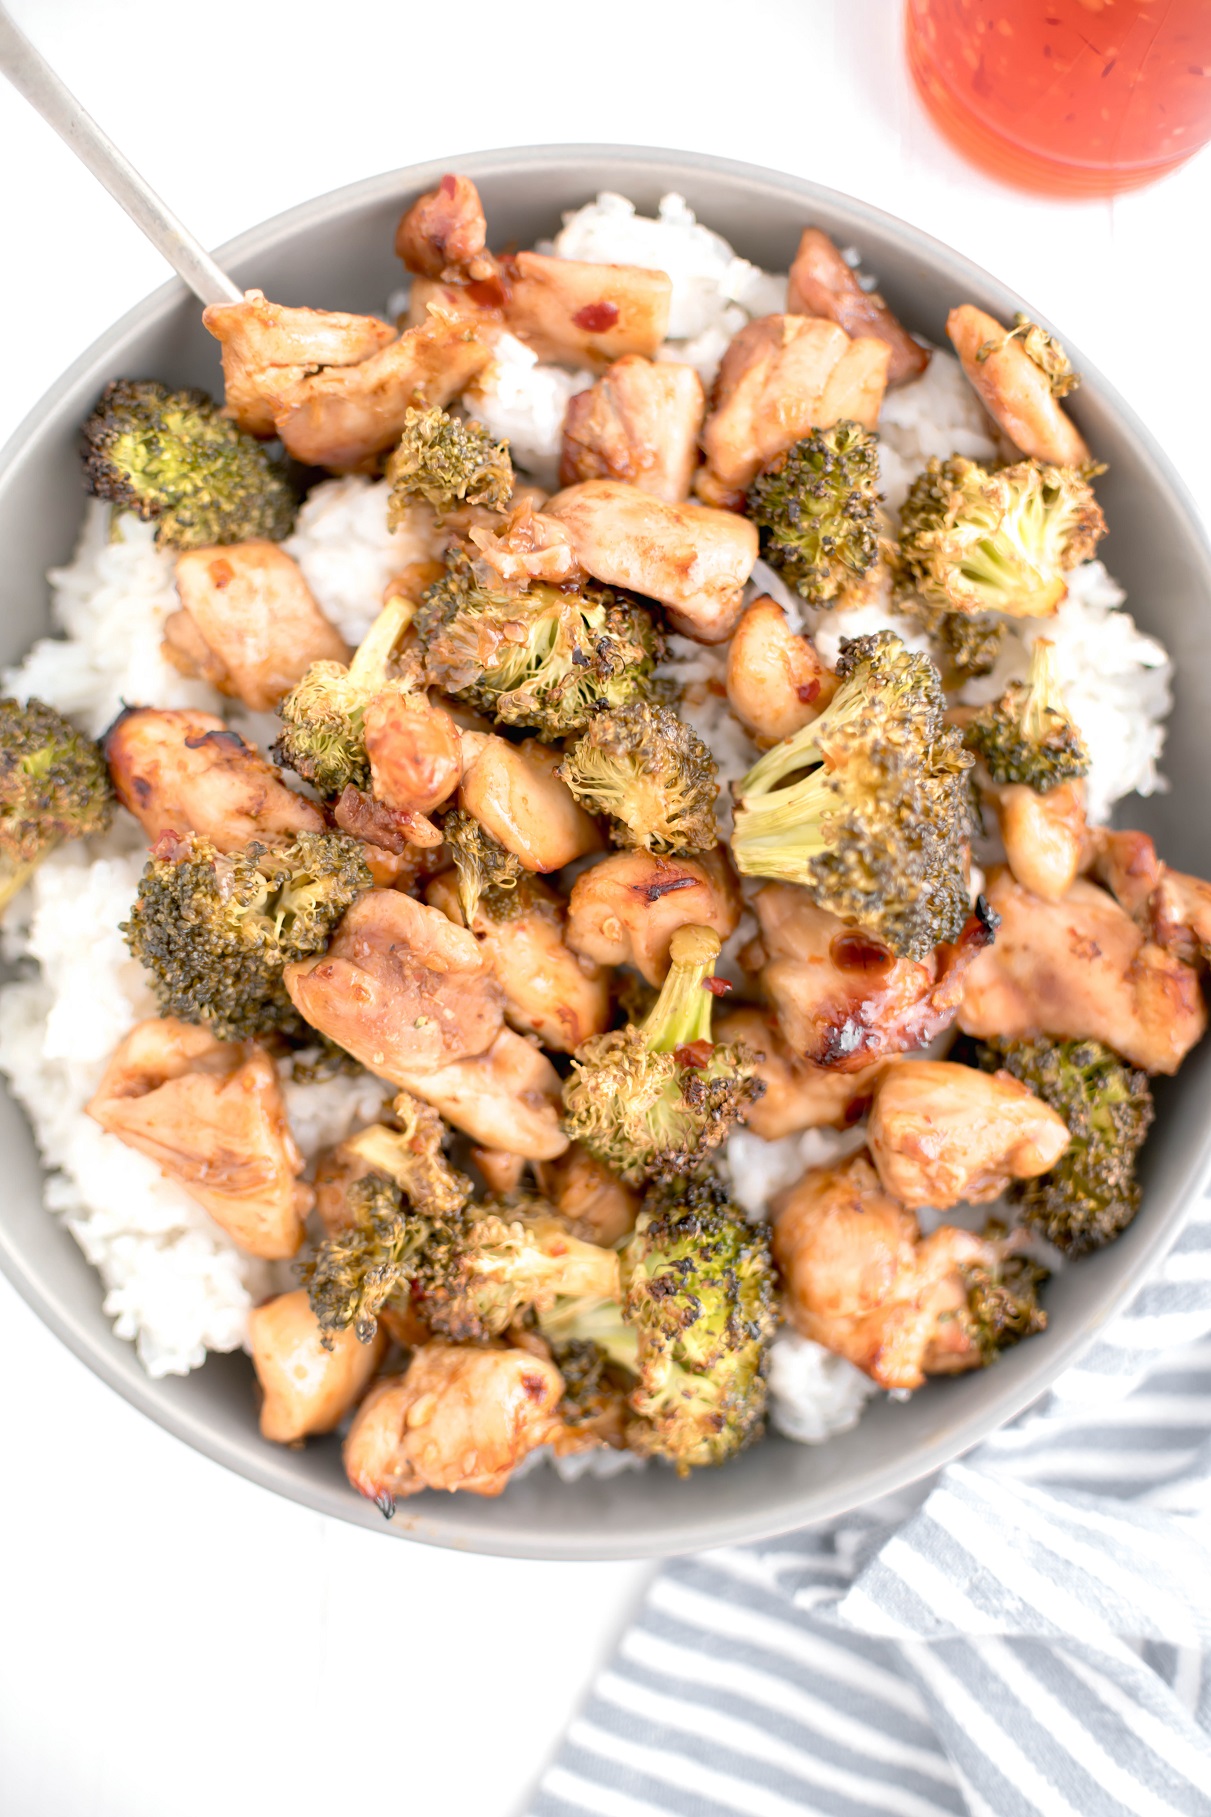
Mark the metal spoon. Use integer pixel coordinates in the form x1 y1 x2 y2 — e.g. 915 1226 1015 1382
0 4 242 306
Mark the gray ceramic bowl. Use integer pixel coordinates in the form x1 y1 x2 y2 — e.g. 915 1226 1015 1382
2 146 1210 1560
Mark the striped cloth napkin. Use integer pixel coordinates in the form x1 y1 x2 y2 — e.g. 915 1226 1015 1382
529 1190 1211 1817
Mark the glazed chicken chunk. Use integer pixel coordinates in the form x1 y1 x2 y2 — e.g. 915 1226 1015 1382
395 174 490 281
772 1150 1008 1390
957 868 1207 1075
559 355 705 502
867 1060 1070 1211
390 1027 569 1160
697 314 891 504
714 1005 883 1140
201 290 398 436
427 871 611 1053
458 733 601 872
283 890 504 1082
787 228 929 385
87 1018 312 1258
566 846 742 984
725 597 836 745
343 1343 565 1508
249 1289 387 1444
363 690 463 817
1087 827 1211 967
749 883 996 1071
948 304 1089 467
994 778 1087 904
501 251 673 366
536 1143 640 1246
104 707 324 852
546 479 759 643
166 542 349 711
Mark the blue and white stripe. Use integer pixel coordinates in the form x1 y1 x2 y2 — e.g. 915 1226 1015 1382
530 1199 1211 1816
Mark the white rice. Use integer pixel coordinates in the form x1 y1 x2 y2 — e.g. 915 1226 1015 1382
0 191 1179 1454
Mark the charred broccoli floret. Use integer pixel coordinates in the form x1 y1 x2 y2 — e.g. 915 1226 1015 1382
558 702 718 854
416 554 661 739
562 924 762 1185
965 637 1089 791
731 631 973 960
959 1238 1049 1365
746 421 881 604
933 608 1006 681
386 406 513 521
272 595 413 797
976 1037 1154 1255
897 456 1104 620
540 1174 777 1471
0 697 113 912
439 807 523 923
343 1093 473 1222
123 830 371 1040
81 379 295 549
302 1171 443 1345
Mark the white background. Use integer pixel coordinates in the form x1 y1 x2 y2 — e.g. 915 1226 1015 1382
0 3 1208 1814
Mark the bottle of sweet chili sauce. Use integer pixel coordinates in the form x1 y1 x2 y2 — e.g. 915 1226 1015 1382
905 0 1211 197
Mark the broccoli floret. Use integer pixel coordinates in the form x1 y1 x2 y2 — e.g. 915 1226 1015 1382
731 631 973 960
81 379 295 549
976 314 1080 397
540 1174 777 1472
897 457 1104 620
343 1093 473 1222
123 830 371 1040
558 702 718 854
0 697 113 912
965 637 1089 791
562 924 762 1185
439 807 523 923
976 1037 1154 1255
272 595 414 798
302 1171 441 1345
960 1238 1049 1364
745 421 881 604
386 406 513 521
416 555 662 739
934 608 1006 680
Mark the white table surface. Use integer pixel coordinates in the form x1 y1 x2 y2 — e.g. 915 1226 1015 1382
0 3 1207 1813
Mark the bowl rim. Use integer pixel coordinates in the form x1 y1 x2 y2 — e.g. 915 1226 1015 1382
3 141 1210 1560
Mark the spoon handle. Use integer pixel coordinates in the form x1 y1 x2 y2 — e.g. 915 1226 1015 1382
0 5 243 306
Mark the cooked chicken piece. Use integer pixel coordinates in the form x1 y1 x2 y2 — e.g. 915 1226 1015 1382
426 870 611 1053
1086 828 1211 967
362 690 463 816
283 890 504 1082
500 251 672 365
559 356 705 502
330 782 442 853
772 1149 991 1390
697 315 891 505
725 597 836 744
957 868 1206 1075
714 1004 882 1139
466 501 582 588
995 778 1087 902
472 1147 529 1194
87 1017 311 1258
273 315 493 471
751 884 996 1070
566 846 742 984
392 1028 569 1160
535 1143 640 1246
458 733 601 872
344 1342 565 1506
166 543 349 711
249 1289 387 1444
201 290 398 436
786 229 929 386
545 479 758 643
104 707 323 852
867 1060 1069 1211
947 305 1089 467
395 174 490 281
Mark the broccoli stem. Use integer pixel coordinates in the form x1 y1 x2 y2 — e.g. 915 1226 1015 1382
347 595 417 691
642 925 722 1054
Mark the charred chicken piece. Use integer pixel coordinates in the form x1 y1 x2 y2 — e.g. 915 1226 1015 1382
714 1004 882 1139
566 846 742 985
559 355 705 502
725 597 836 745
395 174 490 281
87 1017 312 1257
392 1027 569 1160
947 304 1089 467
787 229 929 385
